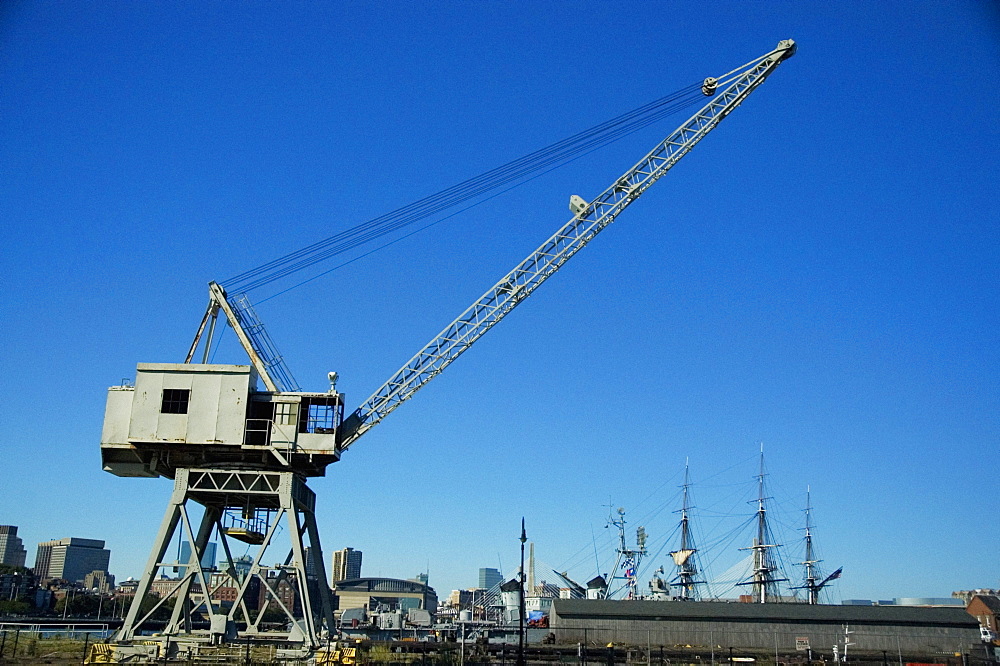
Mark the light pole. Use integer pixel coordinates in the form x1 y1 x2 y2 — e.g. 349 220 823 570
62 587 76 620
94 588 104 621
518 518 527 666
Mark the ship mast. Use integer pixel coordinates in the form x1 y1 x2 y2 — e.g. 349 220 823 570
791 487 842 604
603 507 647 599
801 488 820 604
669 461 704 600
738 446 787 602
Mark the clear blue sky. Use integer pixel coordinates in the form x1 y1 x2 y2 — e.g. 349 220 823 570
1 2 997 603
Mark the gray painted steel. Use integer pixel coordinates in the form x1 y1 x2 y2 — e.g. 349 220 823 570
338 40 798 449
117 469 334 649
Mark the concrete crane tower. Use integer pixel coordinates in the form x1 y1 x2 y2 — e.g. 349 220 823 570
98 40 796 662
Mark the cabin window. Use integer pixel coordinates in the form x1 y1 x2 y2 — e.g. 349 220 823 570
275 402 297 426
298 396 341 433
161 389 190 414
305 404 335 433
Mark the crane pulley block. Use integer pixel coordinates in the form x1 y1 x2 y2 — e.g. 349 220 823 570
569 194 589 216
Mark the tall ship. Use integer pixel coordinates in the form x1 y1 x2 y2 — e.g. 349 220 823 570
577 449 842 606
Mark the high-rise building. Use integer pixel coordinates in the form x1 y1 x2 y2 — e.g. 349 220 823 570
479 567 502 590
304 547 321 581
233 555 253 579
0 526 27 568
33 543 54 579
33 538 111 583
330 547 362 583
178 541 217 570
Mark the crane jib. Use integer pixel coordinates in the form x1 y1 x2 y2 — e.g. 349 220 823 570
336 40 796 450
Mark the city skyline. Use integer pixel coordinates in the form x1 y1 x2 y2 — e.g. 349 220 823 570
2 2 997 602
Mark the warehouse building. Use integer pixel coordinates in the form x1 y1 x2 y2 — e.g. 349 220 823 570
550 599 981 655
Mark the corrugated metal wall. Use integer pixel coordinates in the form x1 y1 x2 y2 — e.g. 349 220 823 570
553 616 979 654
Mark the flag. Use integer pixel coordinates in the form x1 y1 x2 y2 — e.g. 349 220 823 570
819 567 843 587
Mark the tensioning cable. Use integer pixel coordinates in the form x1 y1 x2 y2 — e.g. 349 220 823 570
222 81 708 295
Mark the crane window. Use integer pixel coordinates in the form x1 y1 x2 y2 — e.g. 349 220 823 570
305 404 334 433
275 402 297 426
299 397 340 434
161 389 190 414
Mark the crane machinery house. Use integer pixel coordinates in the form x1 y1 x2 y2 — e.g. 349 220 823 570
101 363 344 479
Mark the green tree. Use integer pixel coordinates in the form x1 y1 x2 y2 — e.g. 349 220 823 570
0 599 31 615
54 592 101 617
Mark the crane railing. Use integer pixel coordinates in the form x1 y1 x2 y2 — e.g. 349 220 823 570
338 40 796 449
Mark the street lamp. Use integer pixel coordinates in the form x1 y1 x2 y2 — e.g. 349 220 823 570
518 518 527 666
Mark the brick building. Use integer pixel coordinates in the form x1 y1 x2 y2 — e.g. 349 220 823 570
968 594 1000 635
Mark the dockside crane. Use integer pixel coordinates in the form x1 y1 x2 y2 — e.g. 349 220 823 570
98 40 796 661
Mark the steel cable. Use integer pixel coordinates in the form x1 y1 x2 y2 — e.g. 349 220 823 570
223 83 705 293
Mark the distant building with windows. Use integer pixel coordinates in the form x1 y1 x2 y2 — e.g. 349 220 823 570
0 569 36 602
178 541 217 571
447 589 474 608
304 547 322 581
0 526 27 568
84 570 115 593
331 547 362 583
0 525 28 567
34 538 111 584
967 594 1000 634
207 572 263 610
479 567 502 590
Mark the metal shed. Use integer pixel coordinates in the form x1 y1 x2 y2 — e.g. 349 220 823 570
550 599 981 656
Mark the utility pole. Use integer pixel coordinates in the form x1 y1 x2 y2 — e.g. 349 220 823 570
518 518 527 666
